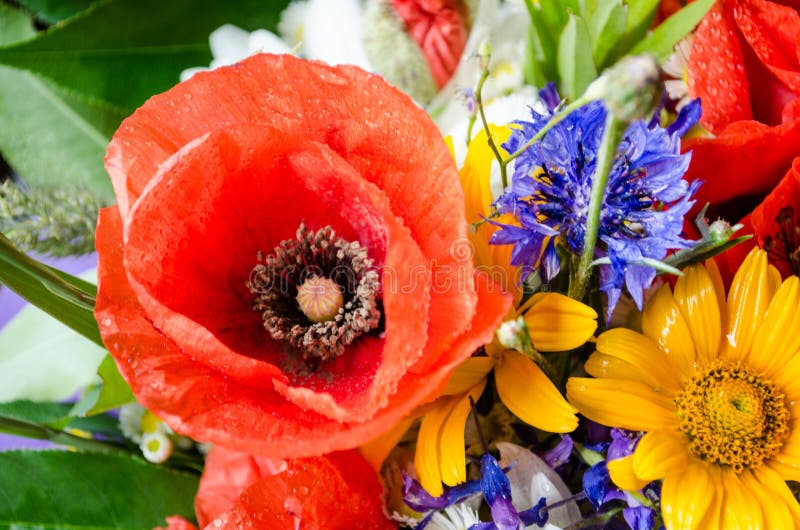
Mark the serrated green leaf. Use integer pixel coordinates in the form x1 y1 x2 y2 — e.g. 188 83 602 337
589 0 629 68
0 266 104 402
0 0 293 113
0 66 116 198
0 234 102 346
632 0 714 61
14 0 98 24
70 354 135 416
557 14 598 100
0 450 198 529
0 3 36 46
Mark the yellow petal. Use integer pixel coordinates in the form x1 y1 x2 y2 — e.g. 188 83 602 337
660 460 716 530
438 381 487 487
495 350 578 433
525 293 597 351
359 417 414 471
723 248 771 360
460 126 510 222
750 276 800 376
594 328 682 392
704 258 728 334
741 469 793 529
758 465 800 526
773 423 800 474
720 468 764 530
768 264 783 299
641 284 696 377
414 394 456 496
673 264 721 365
443 357 495 395
523 292 598 352
566 377 677 432
632 430 689 481
607 455 649 491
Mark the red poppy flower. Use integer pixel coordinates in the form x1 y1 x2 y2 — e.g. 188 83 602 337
683 118 800 281
688 0 800 133
95 54 511 457
156 448 394 530
389 0 468 88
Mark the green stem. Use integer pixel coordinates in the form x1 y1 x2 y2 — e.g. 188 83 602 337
568 113 624 301
474 68 508 188
501 97 592 169
0 415 130 455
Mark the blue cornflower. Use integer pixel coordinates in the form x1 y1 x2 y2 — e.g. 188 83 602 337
490 84 700 317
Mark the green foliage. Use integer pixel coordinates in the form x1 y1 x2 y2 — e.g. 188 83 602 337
523 0 714 101
0 451 199 529
0 0 290 202
632 0 716 60
0 180 101 256
0 233 101 346
71 355 136 416
13 0 98 24
0 400 121 436
0 0 293 113
557 14 597 101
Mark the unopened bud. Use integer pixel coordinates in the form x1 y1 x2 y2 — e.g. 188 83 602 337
584 54 662 123
496 316 531 352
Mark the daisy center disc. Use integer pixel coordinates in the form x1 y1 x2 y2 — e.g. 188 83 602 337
675 362 790 473
247 224 381 363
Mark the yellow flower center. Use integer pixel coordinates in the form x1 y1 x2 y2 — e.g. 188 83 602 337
675 362 790 473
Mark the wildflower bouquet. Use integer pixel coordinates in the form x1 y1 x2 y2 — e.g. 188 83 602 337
1 0 799 529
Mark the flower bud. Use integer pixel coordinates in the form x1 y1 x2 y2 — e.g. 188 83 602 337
584 54 663 123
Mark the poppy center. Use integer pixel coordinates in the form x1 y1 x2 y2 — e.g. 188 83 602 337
764 206 800 276
674 362 790 473
247 224 381 362
296 276 345 323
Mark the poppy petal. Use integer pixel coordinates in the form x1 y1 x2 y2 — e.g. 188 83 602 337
688 1 752 133
107 54 477 372
97 205 509 457
198 448 394 530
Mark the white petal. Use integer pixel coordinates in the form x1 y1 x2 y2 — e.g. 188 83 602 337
497 442 581 529
302 0 372 69
248 29 293 55
209 24 252 65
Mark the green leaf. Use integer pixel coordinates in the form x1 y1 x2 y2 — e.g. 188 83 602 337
0 66 116 198
631 0 715 61
0 400 121 435
603 0 659 64
0 3 36 46
0 0 293 113
524 11 558 87
0 266 105 402
589 0 629 68
557 14 598 100
71 354 135 416
0 451 198 529
0 234 102 346
14 0 98 24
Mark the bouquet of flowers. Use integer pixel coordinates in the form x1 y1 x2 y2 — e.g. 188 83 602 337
1 0 799 528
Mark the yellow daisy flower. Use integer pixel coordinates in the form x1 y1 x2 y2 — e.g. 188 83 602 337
412 290 597 496
567 248 800 529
